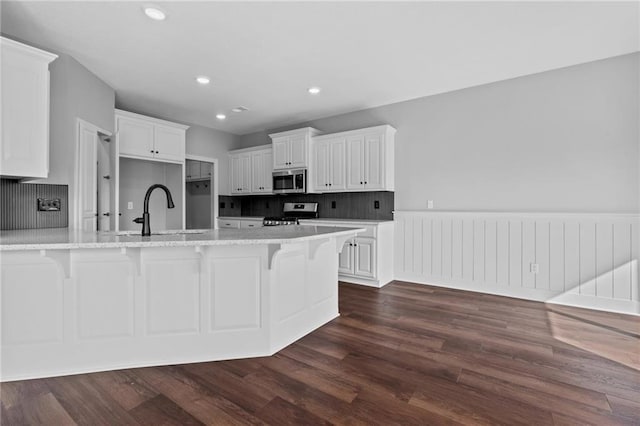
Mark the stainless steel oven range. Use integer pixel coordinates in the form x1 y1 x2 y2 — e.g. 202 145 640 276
262 202 319 226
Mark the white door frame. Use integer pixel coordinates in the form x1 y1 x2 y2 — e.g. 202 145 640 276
185 154 219 229
74 118 112 231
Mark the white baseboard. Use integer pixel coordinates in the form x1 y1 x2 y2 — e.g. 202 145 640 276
394 273 640 316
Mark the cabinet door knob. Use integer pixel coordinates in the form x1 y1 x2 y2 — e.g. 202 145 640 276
155 150 159 154
150 150 154 153
364 181 367 184
329 183 332 186
360 181 363 185
102 212 110 217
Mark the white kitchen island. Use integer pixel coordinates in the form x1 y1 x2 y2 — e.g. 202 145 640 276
0 226 360 381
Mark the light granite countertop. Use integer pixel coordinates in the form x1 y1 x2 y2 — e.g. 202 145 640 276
0 226 363 251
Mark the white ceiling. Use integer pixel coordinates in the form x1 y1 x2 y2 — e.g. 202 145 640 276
2 1 638 135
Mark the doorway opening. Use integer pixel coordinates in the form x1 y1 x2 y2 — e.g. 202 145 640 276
75 119 113 232
185 155 218 229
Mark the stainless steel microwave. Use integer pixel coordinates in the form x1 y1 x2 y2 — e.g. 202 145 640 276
272 169 306 194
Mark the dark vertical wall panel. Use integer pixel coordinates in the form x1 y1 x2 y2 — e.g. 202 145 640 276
220 191 394 220
1 179 68 230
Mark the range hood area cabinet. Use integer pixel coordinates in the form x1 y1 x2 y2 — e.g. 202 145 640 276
115 109 188 163
270 127 320 170
114 110 188 231
228 145 272 195
310 125 396 193
0 37 58 179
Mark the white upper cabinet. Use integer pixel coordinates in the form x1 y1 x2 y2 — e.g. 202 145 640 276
251 148 273 193
269 127 320 170
115 110 188 164
186 159 212 181
0 37 57 179
186 159 201 181
345 126 395 191
312 137 346 192
229 145 272 195
312 125 394 193
153 125 186 162
230 153 251 194
117 116 154 158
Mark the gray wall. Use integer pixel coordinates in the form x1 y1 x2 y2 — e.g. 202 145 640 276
119 158 183 231
239 53 640 213
185 125 239 196
43 54 116 186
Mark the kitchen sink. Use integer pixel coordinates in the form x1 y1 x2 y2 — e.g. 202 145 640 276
114 230 207 237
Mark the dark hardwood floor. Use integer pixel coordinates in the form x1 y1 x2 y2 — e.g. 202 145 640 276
2 281 639 425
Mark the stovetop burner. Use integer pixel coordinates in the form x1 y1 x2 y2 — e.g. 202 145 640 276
263 217 299 226
263 202 319 226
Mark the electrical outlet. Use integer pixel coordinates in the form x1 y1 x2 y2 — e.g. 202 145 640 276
427 200 434 209
127 202 133 210
530 263 539 274
374 200 380 209
37 198 61 211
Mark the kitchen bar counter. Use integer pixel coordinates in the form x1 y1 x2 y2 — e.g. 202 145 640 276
1 226 360 381
0 226 362 251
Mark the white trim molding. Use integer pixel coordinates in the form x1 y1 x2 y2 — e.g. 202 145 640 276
394 211 640 316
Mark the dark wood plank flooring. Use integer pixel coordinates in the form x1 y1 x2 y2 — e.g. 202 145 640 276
2 281 639 425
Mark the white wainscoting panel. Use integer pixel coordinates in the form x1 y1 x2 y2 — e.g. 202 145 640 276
394 211 640 315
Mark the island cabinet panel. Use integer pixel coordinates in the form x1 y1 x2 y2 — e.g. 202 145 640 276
0 229 356 381
274 248 307 322
0 253 63 345
306 239 338 306
209 255 261 331
72 251 135 340
269 240 339 353
142 251 200 335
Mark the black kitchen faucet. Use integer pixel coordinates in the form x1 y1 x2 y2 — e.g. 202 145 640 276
133 184 175 236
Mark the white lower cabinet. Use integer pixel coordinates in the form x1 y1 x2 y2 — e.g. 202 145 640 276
303 220 394 287
218 219 240 229
218 217 263 229
339 236 376 279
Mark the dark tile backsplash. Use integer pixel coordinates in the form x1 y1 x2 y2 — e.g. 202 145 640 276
220 191 394 220
1 179 69 230
218 195 242 217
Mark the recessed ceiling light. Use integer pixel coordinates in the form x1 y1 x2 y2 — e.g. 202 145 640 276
143 6 166 21
231 106 249 113
308 86 321 95
216 114 226 120
196 76 210 85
